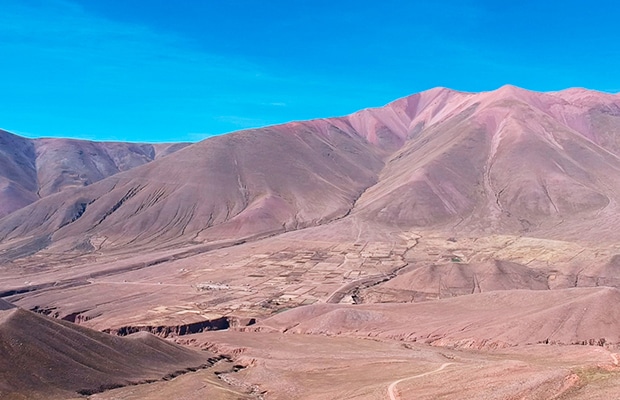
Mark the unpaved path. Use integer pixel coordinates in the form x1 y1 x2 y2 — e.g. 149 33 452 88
388 362 454 400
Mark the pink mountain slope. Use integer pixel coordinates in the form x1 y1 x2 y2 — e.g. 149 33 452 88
1 86 620 255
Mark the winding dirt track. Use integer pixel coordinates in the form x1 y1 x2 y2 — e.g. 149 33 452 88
387 363 454 400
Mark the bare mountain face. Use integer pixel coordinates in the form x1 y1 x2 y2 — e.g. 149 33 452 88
0 128 188 218
0 120 390 254
0 130 38 217
2 86 620 257
352 86 620 237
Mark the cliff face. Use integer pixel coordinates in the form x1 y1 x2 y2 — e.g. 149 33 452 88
103 316 256 338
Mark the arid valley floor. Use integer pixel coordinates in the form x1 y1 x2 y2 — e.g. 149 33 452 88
3 86 620 399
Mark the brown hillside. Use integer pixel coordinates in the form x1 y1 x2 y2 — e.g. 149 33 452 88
0 303 214 399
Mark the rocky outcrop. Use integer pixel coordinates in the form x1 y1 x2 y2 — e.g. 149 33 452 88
104 316 256 338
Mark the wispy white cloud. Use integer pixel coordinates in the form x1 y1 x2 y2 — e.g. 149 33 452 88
0 0 298 141
0 0 269 83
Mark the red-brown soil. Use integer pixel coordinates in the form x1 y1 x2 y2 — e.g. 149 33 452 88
251 287 620 349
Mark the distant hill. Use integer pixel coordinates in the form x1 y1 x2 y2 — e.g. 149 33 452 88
0 128 188 218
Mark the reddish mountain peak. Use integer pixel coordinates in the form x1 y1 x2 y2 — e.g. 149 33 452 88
551 87 620 108
479 84 541 105
493 83 526 94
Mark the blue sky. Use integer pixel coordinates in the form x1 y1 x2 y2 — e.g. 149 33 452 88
1 0 619 142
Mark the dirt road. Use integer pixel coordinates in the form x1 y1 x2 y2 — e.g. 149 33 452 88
388 363 454 400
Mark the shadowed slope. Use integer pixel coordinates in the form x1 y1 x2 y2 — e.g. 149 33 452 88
0 299 16 311
0 129 38 217
34 139 188 197
352 101 487 227
0 303 214 399
0 128 189 219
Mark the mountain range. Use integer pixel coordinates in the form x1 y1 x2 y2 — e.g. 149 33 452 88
3 86 620 399
2 85 620 258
